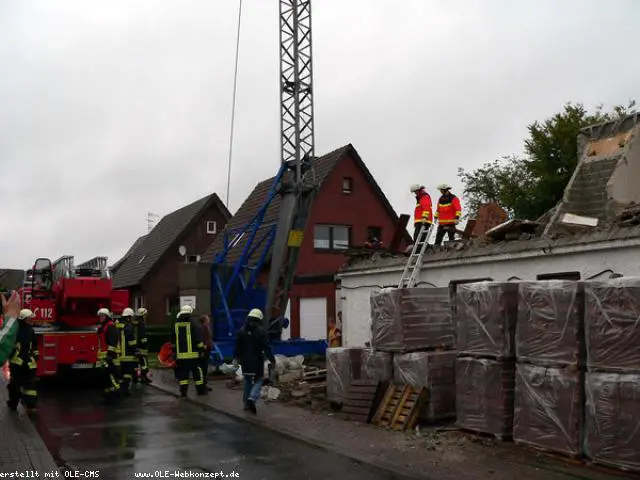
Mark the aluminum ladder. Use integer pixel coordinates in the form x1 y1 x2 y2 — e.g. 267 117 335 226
398 222 434 288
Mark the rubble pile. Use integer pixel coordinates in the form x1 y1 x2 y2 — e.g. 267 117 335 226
584 278 640 472
455 282 518 438
514 281 585 457
371 287 456 424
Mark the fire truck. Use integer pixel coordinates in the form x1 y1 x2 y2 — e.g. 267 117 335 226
20 255 129 377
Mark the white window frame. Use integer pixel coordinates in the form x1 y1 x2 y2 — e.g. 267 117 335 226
206 221 217 234
314 224 350 251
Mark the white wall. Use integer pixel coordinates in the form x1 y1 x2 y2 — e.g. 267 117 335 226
337 241 640 347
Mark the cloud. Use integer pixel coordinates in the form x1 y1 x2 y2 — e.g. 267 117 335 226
1 0 639 268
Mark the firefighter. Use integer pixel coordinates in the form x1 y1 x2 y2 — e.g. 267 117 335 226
171 305 207 398
434 184 462 245
410 184 433 243
232 308 275 414
7 309 38 412
132 307 151 384
96 308 121 403
117 307 137 395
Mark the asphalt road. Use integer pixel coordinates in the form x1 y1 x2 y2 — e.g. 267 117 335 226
31 383 410 480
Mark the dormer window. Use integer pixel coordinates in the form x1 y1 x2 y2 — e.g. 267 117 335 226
206 221 217 234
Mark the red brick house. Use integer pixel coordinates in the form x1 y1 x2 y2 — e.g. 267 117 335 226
198 144 410 340
113 193 231 326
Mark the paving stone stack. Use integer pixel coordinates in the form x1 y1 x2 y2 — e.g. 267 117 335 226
326 347 393 404
454 282 518 438
583 278 640 473
370 287 456 422
514 281 585 458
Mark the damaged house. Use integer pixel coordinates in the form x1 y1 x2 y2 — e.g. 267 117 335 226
337 112 640 347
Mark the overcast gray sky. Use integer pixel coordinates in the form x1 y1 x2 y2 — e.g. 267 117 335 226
1 0 639 269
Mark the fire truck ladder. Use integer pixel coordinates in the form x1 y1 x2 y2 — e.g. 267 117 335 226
76 256 108 271
52 256 75 281
398 222 434 289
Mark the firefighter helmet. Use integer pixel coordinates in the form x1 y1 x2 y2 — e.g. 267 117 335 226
97 307 111 317
248 308 264 320
137 307 148 316
122 307 134 317
437 183 451 190
176 304 193 318
410 184 423 193
18 309 34 320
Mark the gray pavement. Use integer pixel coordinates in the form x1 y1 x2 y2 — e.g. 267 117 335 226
0 379 59 474
31 383 411 480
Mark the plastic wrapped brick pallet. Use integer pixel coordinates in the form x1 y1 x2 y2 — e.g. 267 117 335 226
516 281 584 367
513 363 583 456
585 371 640 472
585 278 640 372
394 351 456 420
456 282 518 359
327 348 350 403
455 356 515 437
327 347 393 403
370 287 454 352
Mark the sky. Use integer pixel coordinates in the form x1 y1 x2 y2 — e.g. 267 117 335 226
1 0 639 269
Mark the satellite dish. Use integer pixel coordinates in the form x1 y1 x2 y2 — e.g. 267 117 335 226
178 245 187 257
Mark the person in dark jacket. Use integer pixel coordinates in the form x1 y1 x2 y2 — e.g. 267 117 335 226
117 308 137 395
233 308 275 414
171 305 207 398
198 315 213 391
7 308 38 411
133 308 151 384
96 308 121 403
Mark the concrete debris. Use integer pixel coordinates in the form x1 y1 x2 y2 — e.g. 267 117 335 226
560 213 598 229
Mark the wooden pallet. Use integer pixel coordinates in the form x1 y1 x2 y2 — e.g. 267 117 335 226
371 383 427 431
341 380 381 423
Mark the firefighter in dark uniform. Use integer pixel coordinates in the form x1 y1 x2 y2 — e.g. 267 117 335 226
117 307 137 395
7 308 38 412
133 307 151 384
96 308 121 402
171 305 207 398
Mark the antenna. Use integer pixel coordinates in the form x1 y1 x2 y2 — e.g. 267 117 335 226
147 212 160 232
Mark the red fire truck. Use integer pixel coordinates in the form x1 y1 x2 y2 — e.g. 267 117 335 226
20 256 129 377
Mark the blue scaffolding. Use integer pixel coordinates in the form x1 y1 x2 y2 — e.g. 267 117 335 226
209 164 326 364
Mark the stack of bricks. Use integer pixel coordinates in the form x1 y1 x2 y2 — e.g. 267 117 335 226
454 282 518 439
514 281 585 457
583 278 640 473
371 287 457 422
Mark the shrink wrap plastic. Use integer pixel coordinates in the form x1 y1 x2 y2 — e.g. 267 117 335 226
455 282 518 358
516 281 584 367
327 347 392 403
513 363 583 456
370 287 454 352
585 278 640 372
585 371 640 472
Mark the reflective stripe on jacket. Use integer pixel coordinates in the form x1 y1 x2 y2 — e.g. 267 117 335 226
414 190 433 224
435 193 462 224
171 315 204 360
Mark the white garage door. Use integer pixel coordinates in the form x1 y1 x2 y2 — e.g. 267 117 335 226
299 297 328 341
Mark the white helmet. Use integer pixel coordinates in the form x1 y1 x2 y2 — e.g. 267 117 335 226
18 308 34 320
410 184 423 193
122 307 134 317
437 183 451 190
176 305 193 318
137 307 148 316
248 308 264 320
97 308 111 317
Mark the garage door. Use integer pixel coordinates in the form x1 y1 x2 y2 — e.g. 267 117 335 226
299 297 328 341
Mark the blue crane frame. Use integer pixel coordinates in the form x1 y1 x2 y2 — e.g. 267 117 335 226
209 163 327 365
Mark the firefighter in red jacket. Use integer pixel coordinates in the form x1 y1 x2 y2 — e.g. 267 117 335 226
434 184 462 245
410 184 433 243
97 308 121 403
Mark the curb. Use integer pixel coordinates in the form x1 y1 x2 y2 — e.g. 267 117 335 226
150 378 425 480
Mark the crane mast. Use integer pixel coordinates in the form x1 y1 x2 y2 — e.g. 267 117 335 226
264 0 317 327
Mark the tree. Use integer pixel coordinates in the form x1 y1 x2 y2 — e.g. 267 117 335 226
458 101 636 220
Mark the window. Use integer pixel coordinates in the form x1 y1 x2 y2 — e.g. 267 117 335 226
206 221 217 234
314 225 351 251
165 296 179 315
134 295 145 310
186 254 201 263
367 226 382 241
342 177 353 194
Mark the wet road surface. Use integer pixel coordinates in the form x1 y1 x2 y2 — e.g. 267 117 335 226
32 383 410 480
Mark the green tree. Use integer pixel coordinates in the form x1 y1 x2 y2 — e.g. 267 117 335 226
458 101 636 220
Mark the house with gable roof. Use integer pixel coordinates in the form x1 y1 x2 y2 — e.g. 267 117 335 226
182 144 410 341
113 193 231 326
